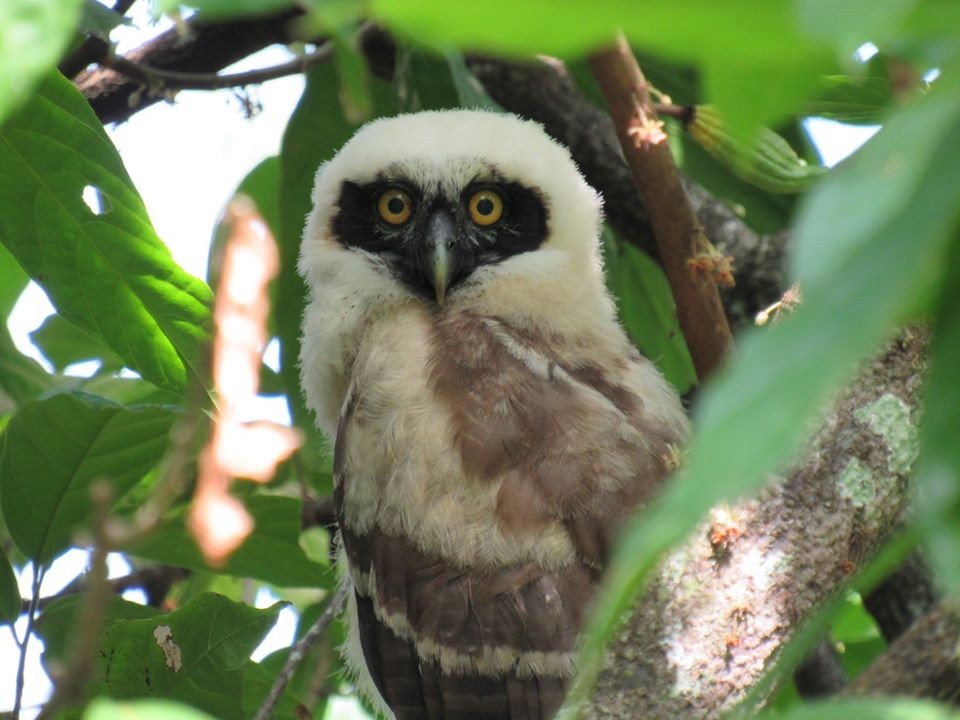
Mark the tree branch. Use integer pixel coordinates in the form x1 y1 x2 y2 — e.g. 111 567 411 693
98 43 333 91
863 552 938 642
58 0 138 79
77 8 303 123
588 35 733 380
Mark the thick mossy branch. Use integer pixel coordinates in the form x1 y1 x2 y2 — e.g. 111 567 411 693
590 328 927 719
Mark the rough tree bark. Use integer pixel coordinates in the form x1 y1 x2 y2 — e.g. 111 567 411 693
589 327 925 717
69 15 941 719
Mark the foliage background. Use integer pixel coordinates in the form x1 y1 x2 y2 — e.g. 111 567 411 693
1 1 959 719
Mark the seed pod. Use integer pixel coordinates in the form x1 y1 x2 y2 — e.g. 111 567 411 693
687 105 827 194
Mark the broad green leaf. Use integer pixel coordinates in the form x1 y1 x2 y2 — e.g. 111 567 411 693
0 549 19 625
0 392 177 561
87 593 283 720
0 72 212 394
561 67 960 719
603 230 695 394
796 0 919 56
767 697 960 720
0 328 60 407
914 235 960 590
86 699 219 720
0 0 83 126
36 595 159 664
370 0 833 132
30 313 123 373
129 495 331 588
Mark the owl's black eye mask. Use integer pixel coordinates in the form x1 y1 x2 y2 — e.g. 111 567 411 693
331 178 549 303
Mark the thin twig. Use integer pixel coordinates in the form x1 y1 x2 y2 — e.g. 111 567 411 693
589 34 734 381
12 564 46 719
100 42 334 91
254 582 349 720
37 485 114 720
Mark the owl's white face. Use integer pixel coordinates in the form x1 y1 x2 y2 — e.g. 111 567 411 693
298 110 622 438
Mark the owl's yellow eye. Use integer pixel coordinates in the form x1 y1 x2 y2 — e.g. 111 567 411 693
467 190 503 226
377 189 413 225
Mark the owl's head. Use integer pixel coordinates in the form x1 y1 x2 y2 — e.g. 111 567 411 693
299 110 609 323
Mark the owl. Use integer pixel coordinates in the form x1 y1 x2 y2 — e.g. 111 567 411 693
299 110 689 719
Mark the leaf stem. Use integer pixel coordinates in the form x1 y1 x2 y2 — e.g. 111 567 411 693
12 563 46 720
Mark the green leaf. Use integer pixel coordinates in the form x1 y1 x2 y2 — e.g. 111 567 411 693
0 72 212 394
0 242 28 317
395 46 460 112
0 328 60 408
0 0 84 126
0 548 19 625
602 230 695 394
36 595 159 664
914 234 960 591
445 52 501 110
0 392 177 561
86 698 219 720
370 0 834 131
561 67 960 719
766 697 960 720
796 0 919 56
808 61 895 125
129 495 331 588
87 593 283 720
30 313 124 373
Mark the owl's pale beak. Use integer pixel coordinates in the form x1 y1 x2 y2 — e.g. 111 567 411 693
422 209 458 304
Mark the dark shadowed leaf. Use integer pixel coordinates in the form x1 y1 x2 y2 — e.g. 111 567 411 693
87 593 283 720
36 595 159 664
128 495 331 588
0 72 212 394
603 229 695 394
78 0 132 40
0 392 177 561
155 0 297 19
0 549 18 625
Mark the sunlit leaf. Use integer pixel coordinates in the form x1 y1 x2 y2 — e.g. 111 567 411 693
155 0 297 19
0 392 177 561
0 72 212 394
86 699 220 720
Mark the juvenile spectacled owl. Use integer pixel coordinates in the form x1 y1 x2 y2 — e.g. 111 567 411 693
299 110 689 719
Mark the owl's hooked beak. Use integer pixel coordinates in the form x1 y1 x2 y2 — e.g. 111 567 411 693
421 209 463 305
